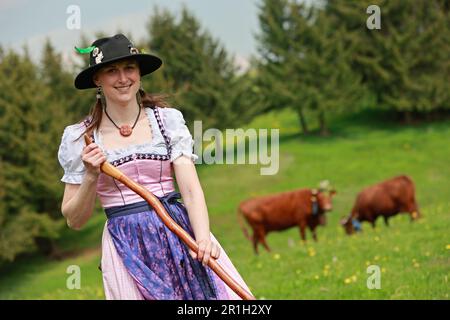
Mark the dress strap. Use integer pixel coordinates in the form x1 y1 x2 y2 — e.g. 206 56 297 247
82 118 95 143
151 106 172 156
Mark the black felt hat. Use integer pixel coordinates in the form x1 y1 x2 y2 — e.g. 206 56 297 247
74 34 162 89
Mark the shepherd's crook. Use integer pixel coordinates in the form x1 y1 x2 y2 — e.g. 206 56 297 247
84 134 255 300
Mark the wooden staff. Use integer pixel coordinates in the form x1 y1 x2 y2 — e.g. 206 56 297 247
84 134 255 300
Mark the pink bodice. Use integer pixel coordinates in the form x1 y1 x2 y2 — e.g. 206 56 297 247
92 107 175 208
96 158 175 208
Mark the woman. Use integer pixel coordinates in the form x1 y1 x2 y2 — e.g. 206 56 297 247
58 34 251 299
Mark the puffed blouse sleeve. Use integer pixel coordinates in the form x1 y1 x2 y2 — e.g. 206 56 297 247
57 123 87 184
160 107 199 163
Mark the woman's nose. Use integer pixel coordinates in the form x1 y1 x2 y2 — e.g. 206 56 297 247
118 69 128 82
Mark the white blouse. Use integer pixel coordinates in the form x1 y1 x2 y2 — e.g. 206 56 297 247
57 107 198 184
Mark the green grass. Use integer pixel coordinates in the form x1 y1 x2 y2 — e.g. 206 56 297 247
0 108 449 299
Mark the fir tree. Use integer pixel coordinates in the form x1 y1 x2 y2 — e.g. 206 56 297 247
0 49 64 262
146 6 241 129
256 0 363 135
327 0 450 122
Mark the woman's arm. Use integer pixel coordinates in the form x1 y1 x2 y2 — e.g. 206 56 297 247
61 173 98 230
173 155 220 265
61 142 106 230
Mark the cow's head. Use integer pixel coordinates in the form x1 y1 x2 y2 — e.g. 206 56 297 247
411 210 421 220
340 216 362 235
312 188 336 213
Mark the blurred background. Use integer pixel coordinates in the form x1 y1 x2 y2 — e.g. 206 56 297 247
0 0 448 299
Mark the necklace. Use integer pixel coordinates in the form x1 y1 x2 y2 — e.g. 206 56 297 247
104 104 141 137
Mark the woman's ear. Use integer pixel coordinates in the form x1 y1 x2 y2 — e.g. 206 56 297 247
93 74 100 87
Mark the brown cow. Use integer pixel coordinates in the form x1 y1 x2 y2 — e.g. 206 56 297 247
341 175 420 235
238 188 336 254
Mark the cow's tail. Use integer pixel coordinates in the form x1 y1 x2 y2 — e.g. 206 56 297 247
237 207 251 241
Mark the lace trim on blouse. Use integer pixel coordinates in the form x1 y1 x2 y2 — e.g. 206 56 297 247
87 107 172 166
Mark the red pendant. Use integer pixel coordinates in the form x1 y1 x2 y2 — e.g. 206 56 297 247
119 125 132 137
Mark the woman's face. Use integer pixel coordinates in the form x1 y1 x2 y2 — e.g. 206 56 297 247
94 59 140 105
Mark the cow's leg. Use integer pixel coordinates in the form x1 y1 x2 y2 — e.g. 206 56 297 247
312 227 318 242
313 229 317 242
257 228 271 252
298 223 307 243
383 216 389 227
251 230 259 255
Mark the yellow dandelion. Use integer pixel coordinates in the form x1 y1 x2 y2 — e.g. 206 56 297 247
446 244 450 250
374 236 380 242
273 253 280 260
381 268 386 273
374 255 380 261
344 278 352 284
314 275 320 280
351 275 357 282
365 261 371 266
324 264 330 270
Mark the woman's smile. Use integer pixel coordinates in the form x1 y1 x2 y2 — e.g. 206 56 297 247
114 84 132 94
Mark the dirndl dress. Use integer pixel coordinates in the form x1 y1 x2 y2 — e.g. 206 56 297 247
57 106 251 300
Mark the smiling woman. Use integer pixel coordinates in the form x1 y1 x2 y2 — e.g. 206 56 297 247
57 34 252 300
94 59 142 137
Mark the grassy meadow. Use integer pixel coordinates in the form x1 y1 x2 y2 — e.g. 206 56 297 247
0 108 449 299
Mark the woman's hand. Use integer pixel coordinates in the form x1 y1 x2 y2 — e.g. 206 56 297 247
189 238 221 266
82 143 107 178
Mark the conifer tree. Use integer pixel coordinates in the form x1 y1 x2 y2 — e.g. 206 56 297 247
256 0 363 135
326 0 450 122
0 49 63 262
146 6 241 129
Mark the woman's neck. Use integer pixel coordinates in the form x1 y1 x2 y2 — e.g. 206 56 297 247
103 99 142 125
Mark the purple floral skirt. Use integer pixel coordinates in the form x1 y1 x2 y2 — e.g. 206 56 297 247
104 192 229 300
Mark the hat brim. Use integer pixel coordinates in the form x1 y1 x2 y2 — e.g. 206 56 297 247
74 53 162 89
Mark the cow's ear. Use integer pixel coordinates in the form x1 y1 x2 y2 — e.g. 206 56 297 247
330 189 337 196
312 188 318 196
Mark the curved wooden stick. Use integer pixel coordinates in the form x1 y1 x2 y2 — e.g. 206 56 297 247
84 134 255 300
